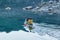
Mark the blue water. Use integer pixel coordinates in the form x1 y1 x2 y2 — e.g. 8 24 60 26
0 0 60 33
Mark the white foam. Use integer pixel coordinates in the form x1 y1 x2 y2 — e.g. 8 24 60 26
0 30 58 40
5 7 11 10
32 23 60 40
